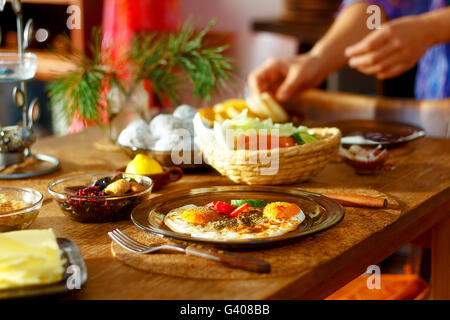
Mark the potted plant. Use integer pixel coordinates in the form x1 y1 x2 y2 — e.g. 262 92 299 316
47 19 235 140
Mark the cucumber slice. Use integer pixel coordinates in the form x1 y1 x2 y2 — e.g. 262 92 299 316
291 131 319 145
230 199 267 207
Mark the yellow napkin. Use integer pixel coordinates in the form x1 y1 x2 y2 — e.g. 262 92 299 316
0 229 65 290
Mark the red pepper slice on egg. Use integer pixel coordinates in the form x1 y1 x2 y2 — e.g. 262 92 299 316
229 203 250 217
204 201 236 215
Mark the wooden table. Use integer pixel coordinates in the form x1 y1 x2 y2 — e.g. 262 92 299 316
3 128 450 299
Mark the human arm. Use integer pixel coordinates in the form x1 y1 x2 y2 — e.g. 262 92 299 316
248 2 387 101
424 6 450 44
346 6 450 79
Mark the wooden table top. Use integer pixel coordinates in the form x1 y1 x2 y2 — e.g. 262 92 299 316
2 128 450 299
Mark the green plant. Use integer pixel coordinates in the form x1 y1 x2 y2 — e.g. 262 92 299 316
47 19 235 126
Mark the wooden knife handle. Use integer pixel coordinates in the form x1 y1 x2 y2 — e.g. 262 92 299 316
185 246 271 273
323 193 388 208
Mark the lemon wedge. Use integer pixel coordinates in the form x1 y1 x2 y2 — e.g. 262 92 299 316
198 108 216 124
125 154 163 175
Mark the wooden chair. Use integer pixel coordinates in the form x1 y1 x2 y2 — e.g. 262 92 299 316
284 89 450 138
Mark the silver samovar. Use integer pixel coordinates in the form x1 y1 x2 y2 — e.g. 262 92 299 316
0 0 59 179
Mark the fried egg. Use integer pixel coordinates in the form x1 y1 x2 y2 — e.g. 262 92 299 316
163 202 305 240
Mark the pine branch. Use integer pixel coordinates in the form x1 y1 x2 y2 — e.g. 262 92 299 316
46 28 112 123
46 19 236 125
133 19 235 102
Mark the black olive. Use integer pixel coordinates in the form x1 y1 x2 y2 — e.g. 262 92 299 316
92 177 112 190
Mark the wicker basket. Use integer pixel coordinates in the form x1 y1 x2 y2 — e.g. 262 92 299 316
199 127 341 185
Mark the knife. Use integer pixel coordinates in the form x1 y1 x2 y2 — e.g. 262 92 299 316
323 192 388 208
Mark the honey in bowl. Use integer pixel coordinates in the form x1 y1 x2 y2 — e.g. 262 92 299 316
0 188 43 232
0 194 29 214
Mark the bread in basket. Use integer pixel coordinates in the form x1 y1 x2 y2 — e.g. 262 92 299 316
193 113 341 185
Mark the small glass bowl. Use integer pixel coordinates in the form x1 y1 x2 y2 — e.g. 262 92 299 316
48 173 153 223
339 145 389 175
0 52 38 82
0 187 43 232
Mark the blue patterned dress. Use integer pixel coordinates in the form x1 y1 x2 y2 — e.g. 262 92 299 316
340 0 450 99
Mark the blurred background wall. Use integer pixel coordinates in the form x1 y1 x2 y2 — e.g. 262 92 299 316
181 0 286 84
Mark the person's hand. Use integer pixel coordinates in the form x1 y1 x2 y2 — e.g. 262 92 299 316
248 53 327 102
345 15 433 79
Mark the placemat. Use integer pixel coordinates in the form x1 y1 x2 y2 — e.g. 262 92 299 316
111 188 400 280
93 137 123 153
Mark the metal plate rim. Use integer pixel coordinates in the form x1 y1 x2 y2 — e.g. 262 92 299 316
0 153 59 180
131 186 345 250
303 119 426 147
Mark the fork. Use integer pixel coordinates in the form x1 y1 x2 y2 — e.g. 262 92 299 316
108 229 271 273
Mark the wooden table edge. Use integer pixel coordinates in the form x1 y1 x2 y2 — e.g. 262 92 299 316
259 188 450 300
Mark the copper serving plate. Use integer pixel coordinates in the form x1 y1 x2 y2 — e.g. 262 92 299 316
302 119 425 148
131 185 345 250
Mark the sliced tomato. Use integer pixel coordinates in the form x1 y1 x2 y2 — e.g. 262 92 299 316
235 134 297 150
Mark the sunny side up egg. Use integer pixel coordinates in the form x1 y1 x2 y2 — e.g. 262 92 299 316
163 202 305 240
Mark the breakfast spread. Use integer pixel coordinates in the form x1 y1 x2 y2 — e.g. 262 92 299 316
164 200 305 240
0 5 440 302
0 229 65 290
